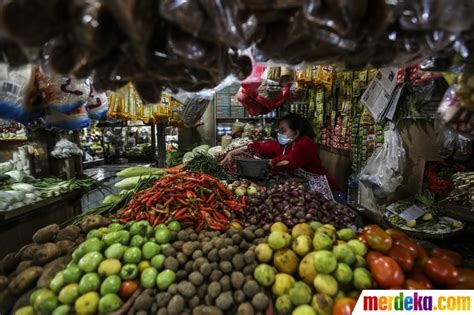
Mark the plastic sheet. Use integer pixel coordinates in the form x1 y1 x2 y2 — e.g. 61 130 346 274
359 127 406 200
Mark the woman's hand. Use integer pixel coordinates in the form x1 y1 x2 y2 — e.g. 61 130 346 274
219 146 248 165
220 152 233 165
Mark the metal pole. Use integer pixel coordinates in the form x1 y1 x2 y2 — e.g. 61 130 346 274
150 123 156 166
156 122 166 167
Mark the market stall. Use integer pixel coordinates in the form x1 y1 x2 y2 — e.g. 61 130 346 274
0 1 473 315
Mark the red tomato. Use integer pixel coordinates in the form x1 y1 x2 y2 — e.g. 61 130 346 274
389 245 414 272
416 244 428 260
356 234 368 245
431 248 462 266
404 279 430 290
386 228 407 241
448 268 474 289
369 256 405 288
408 269 434 289
366 251 384 268
363 224 384 234
423 258 459 286
332 297 357 315
395 238 419 259
119 280 138 300
366 228 393 252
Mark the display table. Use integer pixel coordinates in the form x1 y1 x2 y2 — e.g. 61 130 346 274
0 190 83 257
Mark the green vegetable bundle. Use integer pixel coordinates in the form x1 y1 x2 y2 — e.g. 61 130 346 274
185 153 229 180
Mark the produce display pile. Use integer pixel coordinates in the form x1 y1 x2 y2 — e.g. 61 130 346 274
448 172 474 207
253 222 368 315
1 161 473 315
252 222 474 315
245 182 356 229
0 1 473 99
116 172 245 231
6 216 270 315
0 174 104 212
358 225 474 291
185 153 229 181
0 215 108 314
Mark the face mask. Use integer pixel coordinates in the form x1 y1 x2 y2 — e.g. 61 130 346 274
277 133 292 145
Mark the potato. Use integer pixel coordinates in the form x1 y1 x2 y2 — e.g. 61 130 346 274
167 294 185 314
15 261 35 274
0 289 16 315
32 224 60 244
55 225 81 241
80 214 111 233
134 289 154 311
36 256 70 288
17 243 40 261
8 266 43 296
33 243 61 266
177 281 196 298
11 288 33 314
56 240 75 255
0 276 8 291
0 252 20 274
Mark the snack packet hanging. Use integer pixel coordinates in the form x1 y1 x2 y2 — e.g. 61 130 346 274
0 63 41 123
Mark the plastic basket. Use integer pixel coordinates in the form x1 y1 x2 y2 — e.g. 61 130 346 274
235 157 270 178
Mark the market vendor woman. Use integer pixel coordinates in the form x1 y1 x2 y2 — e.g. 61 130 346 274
221 113 344 200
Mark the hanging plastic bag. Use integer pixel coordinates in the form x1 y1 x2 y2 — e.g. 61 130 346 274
437 124 457 158
437 84 474 137
453 134 472 162
37 73 89 114
86 80 108 120
45 105 91 130
0 63 41 123
359 127 406 199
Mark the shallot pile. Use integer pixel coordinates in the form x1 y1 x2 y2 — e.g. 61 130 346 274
245 182 356 229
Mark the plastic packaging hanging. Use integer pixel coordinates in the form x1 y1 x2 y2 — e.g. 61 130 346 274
453 134 472 162
45 105 91 130
86 80 108 121
358 127 406 200
0 63 42 124
437 124 457 158
437 84 474 138
37 73 89 114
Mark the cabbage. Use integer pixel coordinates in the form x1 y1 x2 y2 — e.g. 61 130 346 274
182 152 195 164
192 145 211 155
207 146 223 157
11 183 36 193
0 161 13 174
5 190 25 202
5 170 24 182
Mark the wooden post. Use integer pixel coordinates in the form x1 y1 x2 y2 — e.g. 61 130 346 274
156 123 166 167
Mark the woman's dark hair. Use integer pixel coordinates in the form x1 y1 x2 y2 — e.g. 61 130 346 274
280 113 315 139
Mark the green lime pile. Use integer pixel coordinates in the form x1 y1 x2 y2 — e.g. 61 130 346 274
17 220 181 315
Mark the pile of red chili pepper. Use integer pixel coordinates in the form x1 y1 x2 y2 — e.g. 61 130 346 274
116 171 245 231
